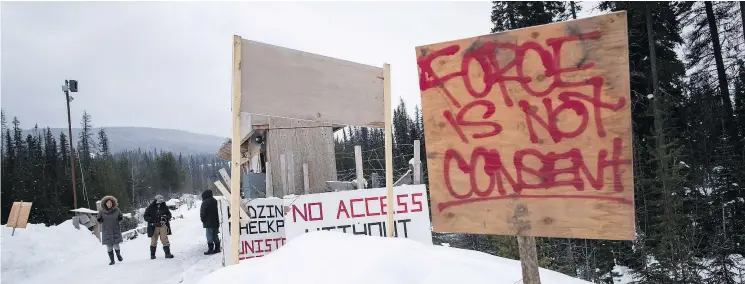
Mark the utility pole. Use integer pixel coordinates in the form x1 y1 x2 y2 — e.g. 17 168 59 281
63 80 79 209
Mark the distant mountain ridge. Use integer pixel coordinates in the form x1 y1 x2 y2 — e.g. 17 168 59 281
21 127 226 155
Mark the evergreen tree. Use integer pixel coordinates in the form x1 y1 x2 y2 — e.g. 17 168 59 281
681 1 741 143
98 128 110 157
490 1 571 33
78 111 94 171
733 60 745 141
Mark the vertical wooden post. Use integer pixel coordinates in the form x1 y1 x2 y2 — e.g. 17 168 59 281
229 35 242 265
517 236 542 284
383 63 395 237
218 198 226 267
355 145 364 189
371 173 379 188
287 152 295 195
265 162 273 197
280 153 287 195
302 163 309 194
413 140 421 185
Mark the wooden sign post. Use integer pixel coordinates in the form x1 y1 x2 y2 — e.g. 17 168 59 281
415 11 633 283
229 35 243 266
7 201 33 236
231 33 387 265
383 63 395 237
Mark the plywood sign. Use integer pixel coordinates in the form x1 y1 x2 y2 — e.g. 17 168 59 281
238 38 385 128
7 202 32 229
416 11 634 240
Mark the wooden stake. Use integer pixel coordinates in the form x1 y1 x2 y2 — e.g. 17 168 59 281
213 180 249 225
265 162 273 197
219 168 232 189
302 163 310 194
355 145 364 189
229 35 242 265
280 153 287 195
517 235 542 284
383 63 395 237
287 152 295 194
413 140 421 185
11 201 23 236
371 173 379 188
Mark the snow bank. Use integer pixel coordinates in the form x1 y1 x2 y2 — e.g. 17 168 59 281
1 220 101 283
198 231 591 284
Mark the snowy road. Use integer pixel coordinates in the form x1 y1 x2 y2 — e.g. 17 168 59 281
2 204 223 284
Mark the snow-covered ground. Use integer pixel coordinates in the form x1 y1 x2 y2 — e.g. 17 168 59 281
4 201 598 284
1 202 222 284
199 230 592 284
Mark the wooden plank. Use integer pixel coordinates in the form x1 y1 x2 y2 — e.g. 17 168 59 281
371 173 380 188
230 35 243 265
213 180 249 226
355 145 364 189
218 168 232 190
416 12 634 240
287 152 296 195
413 140 421 185
266 116 337 195
239 113 252 145
7 201 32 230
265 162 273 197
517 236 542 284
303 163 310 194
383 63 395 237
240 39 385 128
280 153 287 195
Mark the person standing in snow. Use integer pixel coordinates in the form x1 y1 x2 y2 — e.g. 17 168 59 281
144 195 174 259
97 195 124 265
200 189 221 255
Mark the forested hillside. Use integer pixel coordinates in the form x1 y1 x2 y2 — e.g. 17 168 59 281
1 111 228 225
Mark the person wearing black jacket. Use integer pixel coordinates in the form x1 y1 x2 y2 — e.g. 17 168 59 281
144 195 174 259
200 190 221 255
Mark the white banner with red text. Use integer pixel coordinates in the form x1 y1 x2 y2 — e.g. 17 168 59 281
219 197 286 263
283 184 432 244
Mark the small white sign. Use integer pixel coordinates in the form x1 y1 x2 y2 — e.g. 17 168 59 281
284 184 433 244
220 197 286 262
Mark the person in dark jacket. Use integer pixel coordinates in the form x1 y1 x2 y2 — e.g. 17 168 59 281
200 189 221 255
97 195 124 265
144 195 174 259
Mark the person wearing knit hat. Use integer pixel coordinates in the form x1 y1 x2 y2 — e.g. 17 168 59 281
144 194 174 259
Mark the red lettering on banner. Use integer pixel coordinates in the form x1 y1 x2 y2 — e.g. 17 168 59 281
239 237 287 259
411 193 424 212
349 198 364 218
291 202 323 222
365 197 380 216
396 195 408 214
379 196 388 215
336 200 350 219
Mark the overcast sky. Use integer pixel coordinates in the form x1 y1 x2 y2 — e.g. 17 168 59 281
1 1 598 138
